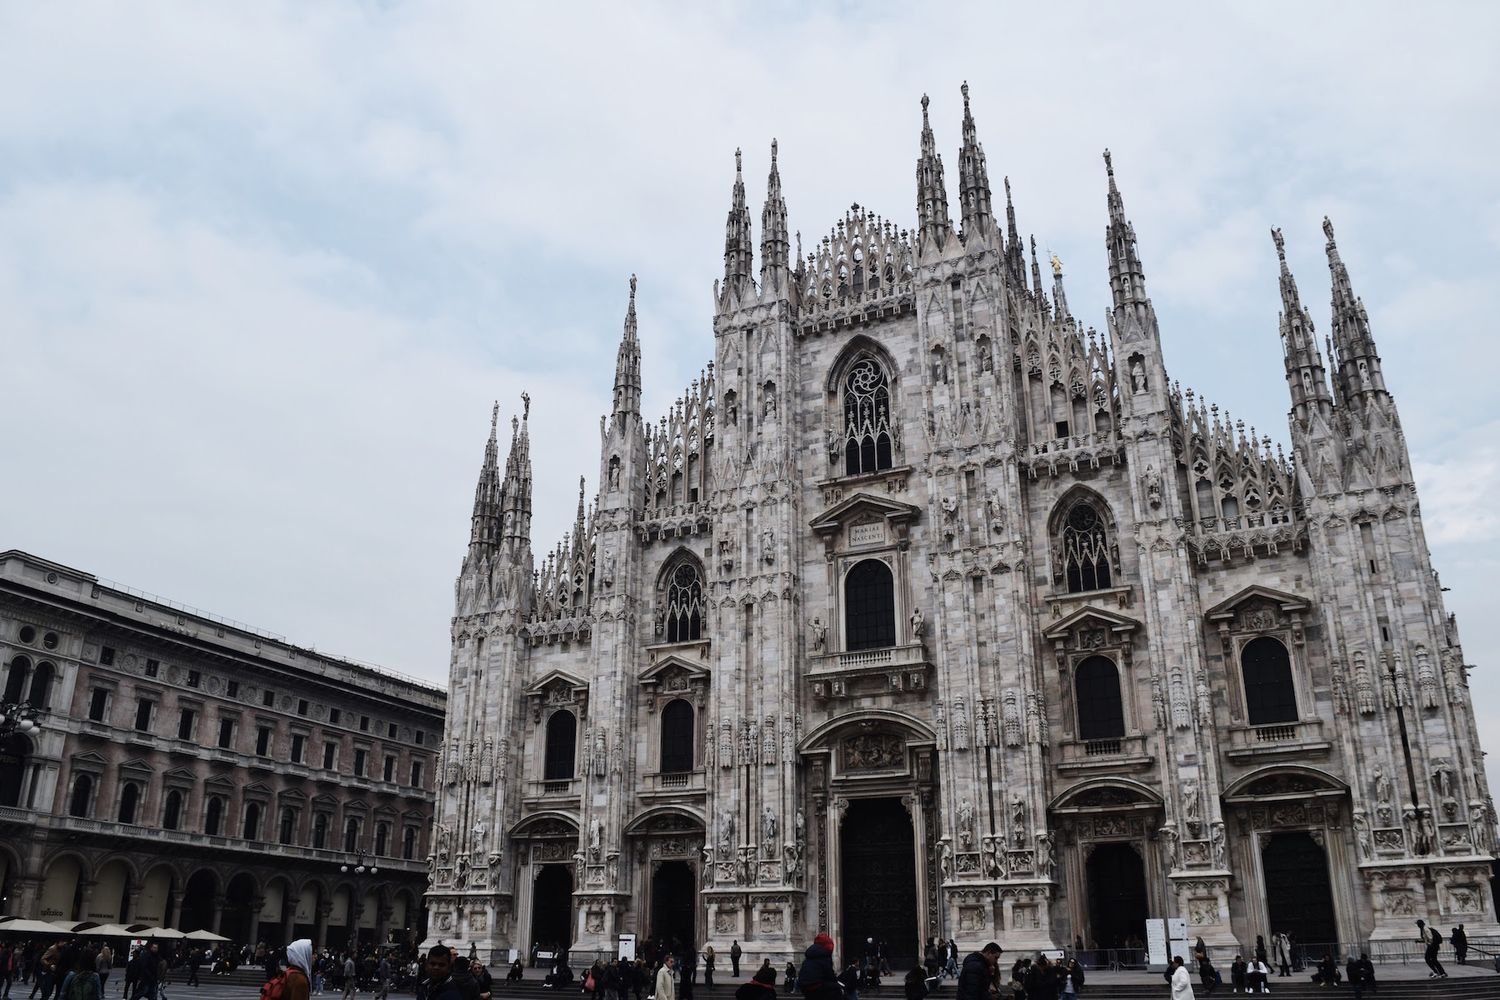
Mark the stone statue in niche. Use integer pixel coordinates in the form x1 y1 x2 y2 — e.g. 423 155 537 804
957 797 975 850
719 812 735 853
1210 821 1227 868
762 383 777 418
761 806 778 854
1035 832 1055 878
1158 824 1179 870
1352 812 1373 860
1130 357 1148 394
608 457 621 490
1144 465 1163 508
602 552 616 587
589 816 603 862
910 608 925 641
1010 796 1028 847
761 528 774 565
938 840 953 882
1181 779 1200 828
809 617 826 652
1415 647 1440 709
984 489 1007 534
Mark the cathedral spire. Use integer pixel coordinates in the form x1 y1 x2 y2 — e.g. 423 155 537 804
760 139 790 291
956 82 994 243
468 402 502 560
613 274 642 417
500 393 533 555
915 94 952 253
1103 149 1149 312
722 148 755 301
1323 217 1388 404
1051 253 1071 321
1003 177 1025 287
1272 227 1332 425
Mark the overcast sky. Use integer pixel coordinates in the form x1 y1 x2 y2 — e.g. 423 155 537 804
2 3 1498 788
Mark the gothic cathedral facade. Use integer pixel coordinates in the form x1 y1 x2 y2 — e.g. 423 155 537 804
427 88 1497 962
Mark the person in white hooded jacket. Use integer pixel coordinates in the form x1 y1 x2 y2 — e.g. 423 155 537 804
1171 958 1194 1000
283 941 313 1000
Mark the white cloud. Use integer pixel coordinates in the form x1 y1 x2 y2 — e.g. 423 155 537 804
2 1 1499 790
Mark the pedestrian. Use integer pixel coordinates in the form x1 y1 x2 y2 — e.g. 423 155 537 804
343 955 357 1000
468 960 490 1000
1251 959 1271 994
794 936 837 1000
654 957 676 1000
944 942 958 980
1 942 14 1000
1451 924 1467 965
1230 957 1246 994
419 947 470 1000
1197 950 1220 995
127 946 157 1000
1170 958 1192 1000
181 951 198 991
1414 921 1445 979
956 944 1001 1000
283 942 313 1000
902 966 927 1000
733 967 775 1000
702 948 714 991
781 963 794 997
376 958 393 1000
728 945 740 982
94 947 112 997
1354 954 1375 999
1273 934 1290 979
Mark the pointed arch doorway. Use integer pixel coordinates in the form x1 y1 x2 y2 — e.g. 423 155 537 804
840 797 918 967
1262 832 1337 948
1085 842 1148 948
650 861 696 948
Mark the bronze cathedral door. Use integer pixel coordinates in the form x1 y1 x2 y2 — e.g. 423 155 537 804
840 797 919 967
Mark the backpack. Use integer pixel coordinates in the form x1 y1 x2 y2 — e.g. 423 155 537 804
261 970 295 1000
67 972 100 1000
1430 929 1443 947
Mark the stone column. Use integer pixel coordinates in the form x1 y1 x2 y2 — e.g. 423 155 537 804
315 902 333 952
14 877 43 919
281 895 296 946
76 879 97 924
165 890 181 930
251 896 266 944
211 894 226 935
377 904 393 946
351 900 366 951
122 888 140 925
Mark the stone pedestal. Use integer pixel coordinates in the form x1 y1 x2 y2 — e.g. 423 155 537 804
1364 860 1500 953
1166 873 1236 948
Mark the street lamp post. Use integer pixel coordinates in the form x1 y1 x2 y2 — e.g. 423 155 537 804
339 848 379 959
0 701 40 741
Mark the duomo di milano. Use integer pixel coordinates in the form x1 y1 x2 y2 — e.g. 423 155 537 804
425 86 1497 962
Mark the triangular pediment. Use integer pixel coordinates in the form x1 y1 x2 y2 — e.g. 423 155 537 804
810 491 921 538
164 767 196 785
1204 585 1308 622
312 793 338 809
72 751 108 768
205 773 235 789
119 757 153 773
1042 605 1142 641
639 655 710 686
524 668 589 697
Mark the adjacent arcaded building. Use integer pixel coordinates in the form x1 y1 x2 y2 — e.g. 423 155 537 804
0 550 444 949
426 87 1497 963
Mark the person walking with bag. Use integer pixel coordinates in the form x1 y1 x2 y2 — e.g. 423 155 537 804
1415 921 1445 979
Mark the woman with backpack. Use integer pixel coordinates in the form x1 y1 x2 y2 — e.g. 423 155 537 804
275 941 312 1000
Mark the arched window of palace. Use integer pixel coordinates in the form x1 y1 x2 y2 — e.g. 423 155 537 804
344 816 361 852
312 813 329 850
543 709 577 781
162 789 183 830
68 773 94 818
279 807 297 845
242 801 262 841
842 354 894 476
204 796 224 837
403 826 418 860
660 699 695 773
1057 495 1114 593
3 656 31 703
844 559 896 651
662 561 704 643
375 822 390 856
1242 636 1297 725
118 781 141 824
27 662 54 710
1075 656 1126 741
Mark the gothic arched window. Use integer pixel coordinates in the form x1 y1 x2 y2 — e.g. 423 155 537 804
844 559 896 651
660 698 695 773
543 709 577 781
68 772 94 818
1057 495 1114 593
663 562 704 643
842 355 894 476
1242 636 1297 725
1075 656 1126 741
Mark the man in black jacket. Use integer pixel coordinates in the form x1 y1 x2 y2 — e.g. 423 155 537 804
956 944 1001 1000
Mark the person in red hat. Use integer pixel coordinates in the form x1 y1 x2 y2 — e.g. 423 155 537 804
794 937 838 1000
